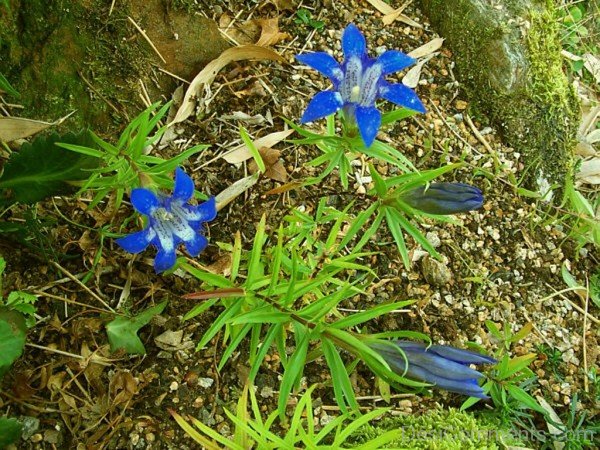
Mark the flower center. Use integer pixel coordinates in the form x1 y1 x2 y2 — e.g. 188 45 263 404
350 85 361 103
153 207 174 222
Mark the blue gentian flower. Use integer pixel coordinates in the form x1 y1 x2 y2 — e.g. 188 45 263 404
296 23 426 147
116 168 217 273
370 340 496 398
400 182 484 215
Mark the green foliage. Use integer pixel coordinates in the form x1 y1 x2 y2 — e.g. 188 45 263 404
294 8 325 30
171 384 405 449
57 102 208 209
0 256 35 377
0 72 19 97
0 131 98 206
0 416 22 447
351 407 527 449
562 179 600 249
106 300 167 354
182 207 420 416
462 322 545 421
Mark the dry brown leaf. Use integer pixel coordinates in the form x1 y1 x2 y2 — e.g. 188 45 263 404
382 1 411 25
215 173 260 211
408 38 444 58
259 0 295 11
206 253 233 276
170 45 286 125
249 147 288 182
0 111 75 142
576 158 600 184
583 53 600 84
223 129 294 164
402 53 437 88
110 371 138 406
365 0 395 14
256 17 290 46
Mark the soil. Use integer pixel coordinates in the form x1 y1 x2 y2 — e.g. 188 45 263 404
0 0 598 449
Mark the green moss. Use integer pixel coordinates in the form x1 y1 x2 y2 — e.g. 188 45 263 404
419 0 578 194
349 408 527 449
0 0 153 131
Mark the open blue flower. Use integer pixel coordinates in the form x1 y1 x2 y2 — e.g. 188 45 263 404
296 23 426 147
116 168 217 273
400 182 484 215
370 340 496 398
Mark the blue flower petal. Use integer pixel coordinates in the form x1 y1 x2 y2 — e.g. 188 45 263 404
197 197 217 222
184 233 208 257
154 248 177 273
300 91 343 123
173 167 194 202
130 188 159 215
355 105 381 147
376 50 415 74
342 24 367 58
296 52 342 83
378 82 426 113
115 229 153 254
430 345 497 365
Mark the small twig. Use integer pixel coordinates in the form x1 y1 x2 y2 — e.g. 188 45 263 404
50 261 116 313
157 67 190 84
128 16 167 64
542 283 599 325
33 290 114 314
465 114 494 154
109 0 116 15
78 70 124 118
0 391 77 415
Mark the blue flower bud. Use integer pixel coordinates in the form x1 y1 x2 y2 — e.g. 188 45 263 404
370 340 496 398
400 182 483 215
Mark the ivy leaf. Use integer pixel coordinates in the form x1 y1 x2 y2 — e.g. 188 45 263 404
0 130 98 206
0 417 22 447
0 307 27 377
106 301 167 355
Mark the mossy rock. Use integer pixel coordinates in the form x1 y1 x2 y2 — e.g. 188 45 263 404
348 408 527 449
0 0 227 132
419 0 579 197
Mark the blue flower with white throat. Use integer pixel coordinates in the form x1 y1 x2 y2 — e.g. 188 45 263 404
296 23 426 148
116 167 216 273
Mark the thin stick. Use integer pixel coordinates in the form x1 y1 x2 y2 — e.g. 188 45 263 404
157 67 190 84
33 290 114 314
128 16 167 64
109 0 116 16
50 261 115 313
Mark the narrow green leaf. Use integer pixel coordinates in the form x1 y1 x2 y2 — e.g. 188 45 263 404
322 337 359 413
278 331 309 418
381 107 416 124
240 126 265 173
0 73 19 97
332 300 415 329
247 215 267 286
369 163 387 198
506 384 547 414
384 207 410 268
180 262 233 288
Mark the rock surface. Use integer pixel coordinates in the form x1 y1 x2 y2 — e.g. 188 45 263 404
419 0 578 196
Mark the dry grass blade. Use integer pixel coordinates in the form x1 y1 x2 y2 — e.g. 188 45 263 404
0 111 76 142
170 45 286 125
